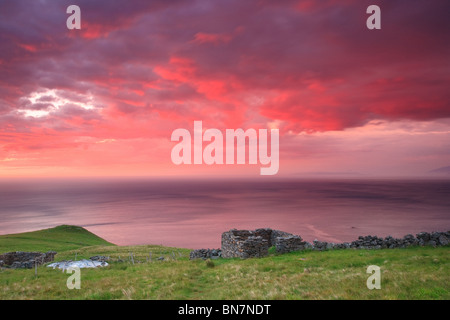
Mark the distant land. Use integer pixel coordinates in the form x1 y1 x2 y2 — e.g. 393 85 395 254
293 169 450 178
428 166 450 175
294 166 450 178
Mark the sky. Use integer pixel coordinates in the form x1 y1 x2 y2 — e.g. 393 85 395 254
0 0 449 178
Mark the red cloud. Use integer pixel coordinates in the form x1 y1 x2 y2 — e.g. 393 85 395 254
0 0 449 175
193 32 233 45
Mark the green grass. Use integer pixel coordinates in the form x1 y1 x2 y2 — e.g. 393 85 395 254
0 225 449 300
0 225 114 253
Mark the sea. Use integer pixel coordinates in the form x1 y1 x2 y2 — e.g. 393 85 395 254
0 178 449 249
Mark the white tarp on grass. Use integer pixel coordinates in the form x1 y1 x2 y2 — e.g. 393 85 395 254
47 259 108 270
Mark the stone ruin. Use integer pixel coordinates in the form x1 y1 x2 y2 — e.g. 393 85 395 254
189 228 450 260
0 251 57 269
221 228 306 258
190 228 307 260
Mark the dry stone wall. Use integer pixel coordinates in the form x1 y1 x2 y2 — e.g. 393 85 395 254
0 251 57 269
190 229 450 260
189 248 221 260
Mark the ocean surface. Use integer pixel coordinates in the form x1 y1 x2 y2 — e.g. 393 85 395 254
0 178 449 249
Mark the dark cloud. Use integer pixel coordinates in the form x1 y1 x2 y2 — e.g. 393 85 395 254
0 0 448 140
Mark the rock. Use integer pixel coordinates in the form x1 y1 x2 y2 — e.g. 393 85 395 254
13 261 34 269
313 239 328 250
431 232 440 241
189 248 222 260
275 235 306 253
0 251 57 269
11 261 26 269
303 242 313 250
438 235 449 246
404 234 415 240
90 255 109 262
427 240 437 247
416 232 431 242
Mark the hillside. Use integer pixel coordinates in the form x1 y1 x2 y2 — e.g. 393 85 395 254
0 225 115 253
0 226 448 300
428 165 450 175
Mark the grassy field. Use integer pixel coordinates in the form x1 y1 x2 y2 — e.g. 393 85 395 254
0 225 114 253
0 225 448 300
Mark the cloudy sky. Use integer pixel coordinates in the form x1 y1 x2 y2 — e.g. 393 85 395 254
0 0 449 177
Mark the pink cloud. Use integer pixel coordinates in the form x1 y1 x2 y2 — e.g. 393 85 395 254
193 32 232 45
0 0 449 176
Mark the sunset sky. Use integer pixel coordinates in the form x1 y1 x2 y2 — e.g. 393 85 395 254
1 0 449 178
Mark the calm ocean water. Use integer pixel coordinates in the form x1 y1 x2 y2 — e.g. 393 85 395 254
0 178 449 249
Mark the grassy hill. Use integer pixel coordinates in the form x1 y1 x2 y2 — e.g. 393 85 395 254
0 225 448 300
0 225 114 253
